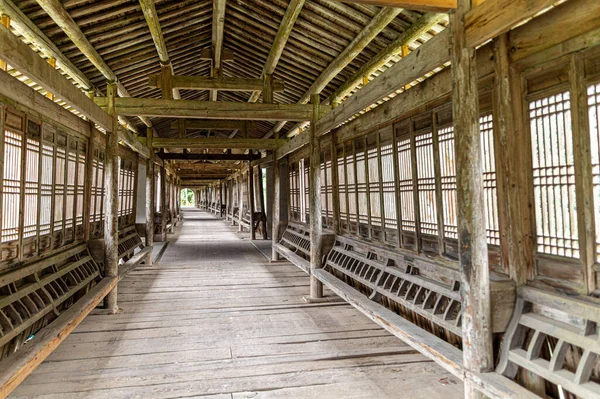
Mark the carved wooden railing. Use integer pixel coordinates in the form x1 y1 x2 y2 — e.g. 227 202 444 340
0 244 101 359
496 286 600 399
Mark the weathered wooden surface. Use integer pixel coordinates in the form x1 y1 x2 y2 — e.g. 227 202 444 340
9 209 463 399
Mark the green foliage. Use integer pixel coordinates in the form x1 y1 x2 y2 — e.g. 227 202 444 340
180 188 195 207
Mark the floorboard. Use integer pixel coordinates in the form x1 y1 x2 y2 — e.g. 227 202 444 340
10 209 463 399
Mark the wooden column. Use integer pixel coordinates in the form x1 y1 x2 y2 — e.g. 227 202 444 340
249 156 256 240
271 149 281 260
160 155 167 241
308 94 323 299
82 92 95 242
257 163 267 239
330 128 341 235
145 128 154 265
238 172 244 232
451 1 492 397
104 83 119 313
219 180 224 218
492 34 531 284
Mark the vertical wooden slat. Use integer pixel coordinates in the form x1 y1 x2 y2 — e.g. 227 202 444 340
391 125 403 248
238 171 244 232
82 99 95 242
571 55 596 294
376 132 386 241
309 93 323 300
432 112 445 255
492 33 532 285
451 1 493 397
409 122 422 252
104 82 119 313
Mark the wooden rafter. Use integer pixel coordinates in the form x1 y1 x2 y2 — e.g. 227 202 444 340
286 11 445 138
264 7 403 138
35 0 153 128
329 0 456 13
139 0 181 100
210 0 226 102
161 153 261 161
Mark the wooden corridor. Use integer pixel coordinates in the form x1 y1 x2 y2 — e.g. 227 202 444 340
9 209 462 399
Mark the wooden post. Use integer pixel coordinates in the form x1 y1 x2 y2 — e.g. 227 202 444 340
271 148 281 260
249 155 256 240
263 74 274 104
238 172 244 232
82 92 95 242
145 128 154 265
104 83 119 313
451 1 492 397
330 129 341 235
492 34 530 284
160 152 167 241
308 93 323 300
219 179 224 218
257 163 267 239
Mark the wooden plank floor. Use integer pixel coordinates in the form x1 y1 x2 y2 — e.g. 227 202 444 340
11 209 463 399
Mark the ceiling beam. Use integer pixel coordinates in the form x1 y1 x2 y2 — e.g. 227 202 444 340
150 75 285 92
247 0 305 103
94 97 332 121
161 153 260 161
152 138 284 150
328 0 455 13
210 0 226 101
35 0 152 128
264 7 402 139
174 163 237 171
0 25 111 130
0 0 140 134
286 12 444 138
139 0 181 100
170 120 257 131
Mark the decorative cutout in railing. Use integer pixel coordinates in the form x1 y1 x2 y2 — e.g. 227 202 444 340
496 286 600 399
117 225 144 262
324 235 463 346
0 244 101 359
279 222 311 262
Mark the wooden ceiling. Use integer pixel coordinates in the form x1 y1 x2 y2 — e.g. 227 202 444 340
10 0 446 140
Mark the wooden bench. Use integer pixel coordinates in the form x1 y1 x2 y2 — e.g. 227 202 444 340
496 286 600 399
272 222 335 273
310 235 534 399
153 212 173 234
88 226 152 278
0 244 103 360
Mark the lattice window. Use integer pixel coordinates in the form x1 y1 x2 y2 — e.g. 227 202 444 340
380 142 397 231
90 149 105 225
415 131 438 237
529 91 579 258
345 149 358 231
39 141 53 236
397 134 416 234
288 161 301 221
75 142 86 229
65 141 77 235
588 83 600 263
480 114 501 246
2 129 23 243
118 158 135 224
321 152 333 227
337 149 348 230
355 141 369 237
367 144 382 228
302 158 310 223
23 123 41 239
438 125 457 239
54 136 66 234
